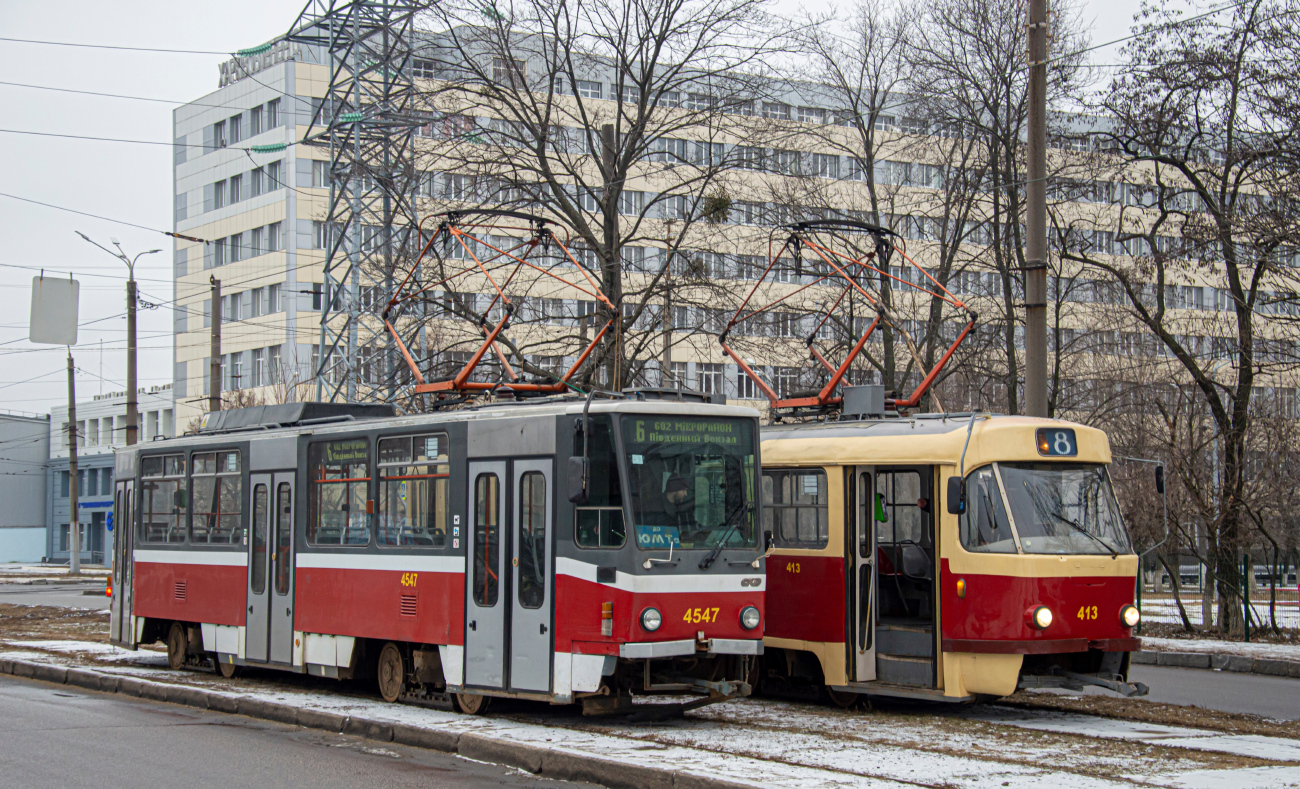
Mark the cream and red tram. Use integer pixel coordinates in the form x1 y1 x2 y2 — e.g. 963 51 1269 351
108 396 765 714
757 412 1145 703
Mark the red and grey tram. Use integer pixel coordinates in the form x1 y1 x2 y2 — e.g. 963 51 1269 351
109 396 764 714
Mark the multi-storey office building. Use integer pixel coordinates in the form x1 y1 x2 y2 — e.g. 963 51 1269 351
0 412 50 563
172 30 1291 421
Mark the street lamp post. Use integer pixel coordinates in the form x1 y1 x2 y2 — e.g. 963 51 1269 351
77 234 160 447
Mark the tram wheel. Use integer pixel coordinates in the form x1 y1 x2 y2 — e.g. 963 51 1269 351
166 622 187 670
453 692 490 715
216 657 240 679
376 642 406 703
825 687 859 708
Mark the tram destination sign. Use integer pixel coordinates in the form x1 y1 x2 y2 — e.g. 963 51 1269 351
630 418 741 446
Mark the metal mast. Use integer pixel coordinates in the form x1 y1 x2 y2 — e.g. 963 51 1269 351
287 0 424 404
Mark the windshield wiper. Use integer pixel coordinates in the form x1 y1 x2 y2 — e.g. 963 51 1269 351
1044 510 1118 556
698 502 753 570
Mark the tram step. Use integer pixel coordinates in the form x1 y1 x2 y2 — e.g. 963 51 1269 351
876 653 933 687
875 626 934 658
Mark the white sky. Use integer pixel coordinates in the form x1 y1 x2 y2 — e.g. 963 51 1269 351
0 0 1145 416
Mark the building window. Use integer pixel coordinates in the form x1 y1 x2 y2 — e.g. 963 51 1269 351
251 167 264 197
763 469 829 549
377 433 449 548
228 114 243 144
307 439 370 546
413 58 436 79
576 80 603 99
267 160 282 190
312 160 328 188
697 363 724 395
267 222 282 252
139 454 187 544
250 106 263 136
492 56 526 88
251 348 265 387
213 180 226 209
267 99 280 128
59 470 69 498
798 106 825 124
251 226 264 256
762 102 791 120
230 232 244 263
190 451 243 545
229 173 242 203
267 283 281 313
214 238 227 267
213 120 226 149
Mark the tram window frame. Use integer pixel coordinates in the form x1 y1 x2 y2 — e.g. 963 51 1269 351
189 450 244 545
517 470 547 609
375 432 450 549
573 414 627 550
958 465 1018 554
306 438 372 547
138 454 187 544
251 483 269 594
762 469 829 549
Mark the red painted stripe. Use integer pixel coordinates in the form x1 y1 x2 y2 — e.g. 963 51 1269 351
764 554 845 644
133 562 246 626
295 567 464 645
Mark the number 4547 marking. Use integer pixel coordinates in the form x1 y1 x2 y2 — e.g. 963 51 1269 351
400 572 418 587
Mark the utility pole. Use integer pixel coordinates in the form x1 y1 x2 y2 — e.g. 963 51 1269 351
662 220 675 387
67 353 80 575
76 234 159 444
1024 0 1050 417
210 277 222 413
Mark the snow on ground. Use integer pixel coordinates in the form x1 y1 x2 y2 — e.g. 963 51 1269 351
1140 637 1300 662
4 639 1299 789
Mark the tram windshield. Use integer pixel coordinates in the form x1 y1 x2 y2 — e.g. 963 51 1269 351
621 416 758 551
966 462 1132 555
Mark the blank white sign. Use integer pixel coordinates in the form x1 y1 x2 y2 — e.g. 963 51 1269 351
29 276 80 345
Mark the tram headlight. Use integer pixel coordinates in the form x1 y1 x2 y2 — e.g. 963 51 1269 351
640 607 663 632
739 605 761 631
1120 605 1141 628
1030 605 1054 630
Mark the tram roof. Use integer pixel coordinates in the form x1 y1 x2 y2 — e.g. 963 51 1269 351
761 413 1112 467
125 396 761 453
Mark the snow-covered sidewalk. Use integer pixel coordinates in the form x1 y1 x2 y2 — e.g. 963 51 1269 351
4 639 1300 789
1141 637 1300 663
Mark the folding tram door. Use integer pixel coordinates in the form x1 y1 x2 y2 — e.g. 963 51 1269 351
464 458 555 695
110 478 135 646
246 472 296 664
869 466 937 687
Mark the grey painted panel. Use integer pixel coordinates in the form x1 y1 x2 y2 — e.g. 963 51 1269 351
464 460 507 689
249 436 297 471
173 362 187 399
173 192 187 224
246 473 272 662
467 416 555 457
510 457 552 693
269 472 295 663
174 248 188 278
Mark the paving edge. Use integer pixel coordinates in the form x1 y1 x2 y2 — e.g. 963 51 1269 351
1132 650 1300 678
0 657 756 789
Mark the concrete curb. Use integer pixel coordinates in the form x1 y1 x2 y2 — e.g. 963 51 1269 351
0 657 754 789
1132 650 1300 678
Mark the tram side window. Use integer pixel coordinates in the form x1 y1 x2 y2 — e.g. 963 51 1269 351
376 433 449 548
960 466 1017 553
575 415 626 549
472 473 500 606
190 451 243 545
762 469 829 549
139 454 187 544
307 439 370 546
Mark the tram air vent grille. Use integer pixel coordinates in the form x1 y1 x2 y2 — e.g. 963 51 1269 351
400 593 417 618
173 580 187 602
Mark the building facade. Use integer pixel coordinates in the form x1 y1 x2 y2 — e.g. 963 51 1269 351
47 386 174 566
0 412 50 563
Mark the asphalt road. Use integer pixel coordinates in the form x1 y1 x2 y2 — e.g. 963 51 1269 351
0 674 593 789
1128 663 1300 721
0 583 109 610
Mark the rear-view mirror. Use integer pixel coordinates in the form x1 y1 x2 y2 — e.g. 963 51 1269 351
945 476 965 515
567 456 590 504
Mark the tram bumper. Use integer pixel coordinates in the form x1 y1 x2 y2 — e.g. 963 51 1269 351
1017 667 1150 697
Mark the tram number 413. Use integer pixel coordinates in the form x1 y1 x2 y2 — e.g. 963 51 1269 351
1077 605 1099 620
400 572 419 587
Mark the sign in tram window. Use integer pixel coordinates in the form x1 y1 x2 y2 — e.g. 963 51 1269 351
377 433 449 548
307 439 370 546
190 451 243 545
138 454 187 544
473 473 500 607
762 469 829 549
1036 427 1078 457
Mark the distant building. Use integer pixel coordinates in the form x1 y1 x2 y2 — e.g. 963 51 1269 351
0 412 50 563
47 386 174 566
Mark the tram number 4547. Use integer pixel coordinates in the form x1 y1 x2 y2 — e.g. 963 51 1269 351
684 607 721 623
400 573 419 587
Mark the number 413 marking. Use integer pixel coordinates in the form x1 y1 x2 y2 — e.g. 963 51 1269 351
1077 605 1098 620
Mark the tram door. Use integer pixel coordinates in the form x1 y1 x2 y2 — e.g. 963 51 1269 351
852 468 877 681
872 466 936 687
465 461 508 689
109 479 135 647
509 459 553 693
246 475 272 662
268 474 296 664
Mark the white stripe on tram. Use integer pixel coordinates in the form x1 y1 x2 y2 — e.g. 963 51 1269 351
555 557 765 594
295 553 465 573
134 550 247 567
